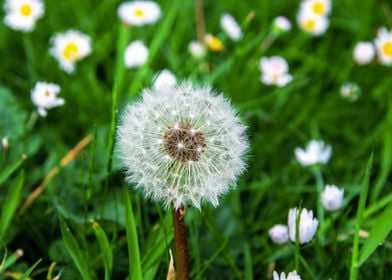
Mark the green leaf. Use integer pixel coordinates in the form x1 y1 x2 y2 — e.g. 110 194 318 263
0 171 24 239
59 217 92 280
0 156 26 186
358 203 392 266
124 187 143 280
92 221 113 280
20 258 42 280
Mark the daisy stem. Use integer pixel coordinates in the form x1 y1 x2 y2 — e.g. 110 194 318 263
313 167 325 242
194 0 206 43
114 23 130 94
259 31 276 53
23 34 37 82
172 207 190 280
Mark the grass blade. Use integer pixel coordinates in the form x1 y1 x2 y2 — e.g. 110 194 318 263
0 171 24 239
20 258 42 280
59 217 92 280
357 203 392 266
124 187 143 280
92 221 113 280
349 154 373 280
0 155 26 186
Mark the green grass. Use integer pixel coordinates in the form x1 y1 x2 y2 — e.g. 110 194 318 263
0 0 392 279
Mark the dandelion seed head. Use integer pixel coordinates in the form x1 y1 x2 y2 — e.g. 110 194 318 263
117 82 248 209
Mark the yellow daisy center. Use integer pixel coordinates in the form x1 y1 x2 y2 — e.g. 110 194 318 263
206 36 223 52
383 42 392 57
304 19 316 31
63 42 79 61
44 90 50 97
134 8 144 17
312 2 325 15
20 4 32 17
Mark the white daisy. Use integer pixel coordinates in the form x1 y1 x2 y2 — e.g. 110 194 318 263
297 9 329 36
220 13 242 41
288 208 318 244
300 0 332 17
272 16 292 34
295 139 332 166
153 69 176 89
124 40 149 68
321 185 344 211
31 82 64 117
117 82 248 209
3 0 44 32
273 270 302 280
353 42 375 65
188 41 207 59
2 137 9 150
259 56 292 87
49 30 92 74
117 1 161 26
269 224 289 244
374 27 392 66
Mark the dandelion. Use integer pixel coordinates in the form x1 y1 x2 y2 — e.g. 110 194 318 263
295 139 332 166
153 69 176 89
288 208 318 244
300 0 332 17
273 270 302 280
272 16 292 35
297 9 329 36
188 40 207 58
124 40 149 68
118 82 248 209
31 82 64 117
321 185 344 211
269 224 289 244
353 42 375 65
340 82 361 102
220 13 242 41
117 1 161 26
205 34 224 52
374 27 392 66
49 30 92 74
3 0 44 32
259 56 292 87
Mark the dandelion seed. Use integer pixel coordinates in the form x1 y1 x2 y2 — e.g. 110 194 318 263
220 13 242 41
340 82 361 102
297 9 329 36
259 56 292 87
153 69 176 88
288 207 318 244
117 82 248 209
31 82 64 117
205 34 224 52
3 0 44 32
374 27 392 66
273 270 302 280
49 30 92 74
269 224 289 244
117 1 161 26
272 16 292 35
188 40 207 58
124 40 149 68
321 184 344 211
295 139 332 166
353 42 375 65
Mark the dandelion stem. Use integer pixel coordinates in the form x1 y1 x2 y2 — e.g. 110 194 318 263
172 207 190 280
194 0 205 43
114 23 130 94
313 167 325 242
